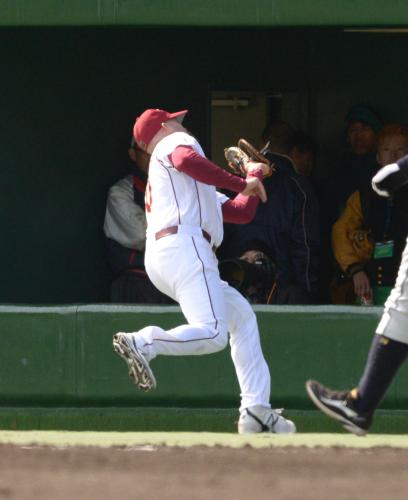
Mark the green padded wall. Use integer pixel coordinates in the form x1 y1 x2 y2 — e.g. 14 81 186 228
1 1 408 27
2 304 408 410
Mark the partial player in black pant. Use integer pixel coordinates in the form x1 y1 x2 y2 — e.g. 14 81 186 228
306 154 408 435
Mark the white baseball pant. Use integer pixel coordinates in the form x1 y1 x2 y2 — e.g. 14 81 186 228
376 237 408 344
140 228 271 411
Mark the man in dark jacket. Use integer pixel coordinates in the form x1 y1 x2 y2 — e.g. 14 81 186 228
222 122 320 304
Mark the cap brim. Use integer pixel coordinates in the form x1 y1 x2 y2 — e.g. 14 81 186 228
169 110 188 123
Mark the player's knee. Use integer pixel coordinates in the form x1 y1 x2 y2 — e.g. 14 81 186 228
213 329 229 351
209 322 229 352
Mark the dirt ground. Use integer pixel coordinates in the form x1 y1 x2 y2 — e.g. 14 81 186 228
0 444 408 500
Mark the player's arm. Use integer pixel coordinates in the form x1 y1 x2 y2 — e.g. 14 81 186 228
221 170 263 223
372 154 408 196
170 146 266 201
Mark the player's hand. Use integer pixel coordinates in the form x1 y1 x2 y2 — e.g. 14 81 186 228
352 271 373 303
246 160 271 178
241 176 267 202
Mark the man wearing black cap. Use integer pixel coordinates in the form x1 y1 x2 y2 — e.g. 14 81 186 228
324 104 383 224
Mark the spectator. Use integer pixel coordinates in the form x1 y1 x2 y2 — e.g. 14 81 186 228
103 138 173 303
222 121 320 304
331 124 408 305
318 104 383 303
288 130 317 178
322 104 383 227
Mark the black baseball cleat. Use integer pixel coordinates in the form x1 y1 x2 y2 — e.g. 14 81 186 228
305 380 372 436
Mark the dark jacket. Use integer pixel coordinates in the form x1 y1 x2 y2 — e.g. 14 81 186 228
319 151 378 235
232 152 320 298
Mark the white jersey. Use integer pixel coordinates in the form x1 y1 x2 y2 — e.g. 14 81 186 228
145 132 228 247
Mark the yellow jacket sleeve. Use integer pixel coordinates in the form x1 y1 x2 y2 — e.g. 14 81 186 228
332 191 373 274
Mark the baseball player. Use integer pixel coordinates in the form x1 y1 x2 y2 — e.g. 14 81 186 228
306 154 408 435
113 108 296 434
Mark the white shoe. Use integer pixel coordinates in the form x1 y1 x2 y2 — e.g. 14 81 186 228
113 332 156 391
238 405 296 434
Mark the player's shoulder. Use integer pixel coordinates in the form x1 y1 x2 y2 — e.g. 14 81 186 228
156 132 202 156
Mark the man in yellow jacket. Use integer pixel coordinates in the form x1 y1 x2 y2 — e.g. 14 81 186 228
331 124 408 304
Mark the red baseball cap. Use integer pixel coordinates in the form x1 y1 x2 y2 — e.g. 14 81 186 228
133 108 188 150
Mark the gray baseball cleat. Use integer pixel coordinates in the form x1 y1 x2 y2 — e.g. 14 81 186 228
305 379 372 436
238 405 296 434
113 332 156 391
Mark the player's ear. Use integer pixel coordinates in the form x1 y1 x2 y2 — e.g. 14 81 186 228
162 119 180 132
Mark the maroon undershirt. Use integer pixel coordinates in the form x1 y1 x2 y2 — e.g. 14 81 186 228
169 145 263 224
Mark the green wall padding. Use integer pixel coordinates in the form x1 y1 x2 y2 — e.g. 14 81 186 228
1 1 408 27
2 305 407 411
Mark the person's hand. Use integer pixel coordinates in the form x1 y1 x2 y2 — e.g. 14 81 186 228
352 271 373 303
240 177 267 202
240 249 267 264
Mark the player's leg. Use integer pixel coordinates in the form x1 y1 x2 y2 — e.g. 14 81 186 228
306 238 408 435
354 237 408 415
114 234 228 382
222 282 270 409
114 235 228 390
222 282 296 434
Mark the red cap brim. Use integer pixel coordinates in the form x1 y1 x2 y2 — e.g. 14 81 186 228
168 110 188 123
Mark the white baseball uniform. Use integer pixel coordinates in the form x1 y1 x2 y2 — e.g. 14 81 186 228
133 131 271 411
376 236 408 344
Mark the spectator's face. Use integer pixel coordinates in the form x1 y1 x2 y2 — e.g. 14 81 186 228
347 121 377 155
377 134 408 167
290 148 315 177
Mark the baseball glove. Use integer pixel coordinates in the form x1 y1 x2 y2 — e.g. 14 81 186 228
224 138 274 178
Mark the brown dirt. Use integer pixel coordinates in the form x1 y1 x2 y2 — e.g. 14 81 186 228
0 444 407 500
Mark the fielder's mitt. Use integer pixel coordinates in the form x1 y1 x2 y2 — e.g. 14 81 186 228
224 138 274 178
